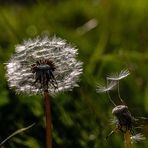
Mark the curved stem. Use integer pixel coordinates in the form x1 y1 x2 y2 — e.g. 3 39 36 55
44 90 52 148
107 91 116 106
124 130 132 148
106 79 116 106
117 81 124 103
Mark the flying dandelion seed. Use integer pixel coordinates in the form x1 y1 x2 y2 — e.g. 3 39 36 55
5 36 83 148
106 69 130 103
96 81 117 93
6 36 83 95
96 80 117 106
107 69 130 81
96 69 130 105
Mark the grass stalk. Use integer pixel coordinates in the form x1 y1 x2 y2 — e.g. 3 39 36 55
0 123 35 147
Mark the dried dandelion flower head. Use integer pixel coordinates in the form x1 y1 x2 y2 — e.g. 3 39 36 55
6 36 83 95
106 105 146 142
112 105 133 132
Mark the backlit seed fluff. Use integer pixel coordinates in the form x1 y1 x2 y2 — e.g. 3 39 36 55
96 81 117 93
131 133 146 142
107 69 130 81
6 36 83 95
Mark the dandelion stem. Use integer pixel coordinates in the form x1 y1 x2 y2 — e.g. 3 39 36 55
124 130 132 148
44 90 52 148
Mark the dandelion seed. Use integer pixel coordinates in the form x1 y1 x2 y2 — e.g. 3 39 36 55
131 133 146 142
107 69 130 103
107 69 130 81
96 81 117 106
96 81 117 93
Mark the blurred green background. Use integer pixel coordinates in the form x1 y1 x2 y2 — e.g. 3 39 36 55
0 0 148 147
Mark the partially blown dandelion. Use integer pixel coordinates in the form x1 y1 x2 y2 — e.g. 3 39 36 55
111 105 146 148
6 36 83 148
96 69 146 148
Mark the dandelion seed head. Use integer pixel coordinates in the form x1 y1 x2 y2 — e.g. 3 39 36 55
107 69 130 81
6 36 83 95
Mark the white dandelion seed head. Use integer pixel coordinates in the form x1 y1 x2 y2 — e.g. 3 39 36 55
96 81 117 93
6 36 83 95
107 69 130 81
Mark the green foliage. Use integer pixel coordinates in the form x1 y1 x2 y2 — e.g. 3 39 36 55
0 0 148 147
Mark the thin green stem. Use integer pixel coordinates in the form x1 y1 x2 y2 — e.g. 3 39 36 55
44 90 52 148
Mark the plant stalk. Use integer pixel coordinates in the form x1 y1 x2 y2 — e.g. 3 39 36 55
44 90 52 148
124 130 132 148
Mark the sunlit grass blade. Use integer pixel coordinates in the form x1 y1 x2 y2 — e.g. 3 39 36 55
0 123 35 147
